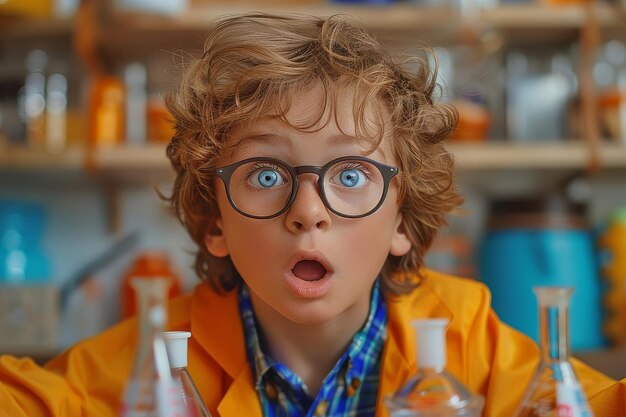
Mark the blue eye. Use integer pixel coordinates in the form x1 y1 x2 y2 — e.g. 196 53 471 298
339 168 366 188
251 169 285 188
257 170 278 187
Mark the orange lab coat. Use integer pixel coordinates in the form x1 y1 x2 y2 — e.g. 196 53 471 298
0 269 624 417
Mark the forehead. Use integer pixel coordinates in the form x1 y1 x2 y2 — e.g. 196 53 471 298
285 82 388 132
225 83 394 159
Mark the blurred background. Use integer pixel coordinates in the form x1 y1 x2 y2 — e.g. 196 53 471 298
1 0 626 378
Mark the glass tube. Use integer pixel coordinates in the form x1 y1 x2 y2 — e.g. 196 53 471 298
513 286 593 417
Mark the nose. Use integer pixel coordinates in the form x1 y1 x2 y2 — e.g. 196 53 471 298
285 175 331 233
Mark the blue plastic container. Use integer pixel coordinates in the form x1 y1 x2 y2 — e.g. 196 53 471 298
0 199 51 283
478 197 604 351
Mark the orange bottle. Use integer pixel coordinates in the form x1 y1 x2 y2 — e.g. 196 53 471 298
449 97 491 142
147 95 175 144
120 251 182 320
88 75 125 147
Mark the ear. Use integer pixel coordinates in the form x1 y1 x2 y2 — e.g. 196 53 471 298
204 218 229 258
389 212 411 257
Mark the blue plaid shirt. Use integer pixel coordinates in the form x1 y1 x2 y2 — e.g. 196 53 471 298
239 281 387 417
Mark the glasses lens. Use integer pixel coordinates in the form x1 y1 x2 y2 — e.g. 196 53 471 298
228 160 293 217
323 159 386 217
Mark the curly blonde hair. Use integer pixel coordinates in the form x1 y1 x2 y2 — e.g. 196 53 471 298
165 12 463 295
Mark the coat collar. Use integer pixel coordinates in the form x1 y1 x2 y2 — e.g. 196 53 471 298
191 283 247 379
190 270 455 417
190 283 264 417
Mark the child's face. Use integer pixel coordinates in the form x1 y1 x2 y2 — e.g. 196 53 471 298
206 85 411 326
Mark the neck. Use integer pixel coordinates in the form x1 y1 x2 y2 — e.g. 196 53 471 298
250 296 371 396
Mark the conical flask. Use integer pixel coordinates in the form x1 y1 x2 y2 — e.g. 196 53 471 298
385 318 484 417
513 286 594 417
119 277 184 417
163 331 212 417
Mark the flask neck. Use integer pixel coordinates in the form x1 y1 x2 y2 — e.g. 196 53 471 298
419 365 446 375
140 306 165 340
538 302 571 363
133 278 170 340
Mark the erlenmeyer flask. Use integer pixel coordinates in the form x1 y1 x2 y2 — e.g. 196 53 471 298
163 331 212 417
513 286 594 417
385 318 484 416
119 277 182 417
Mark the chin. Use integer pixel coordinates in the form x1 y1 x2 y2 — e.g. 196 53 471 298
282 303 339 326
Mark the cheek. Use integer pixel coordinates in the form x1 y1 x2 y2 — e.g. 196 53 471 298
221 211 274 252
362 200 402 250
217 192 283 260
221 220 281 276
334 211 398 264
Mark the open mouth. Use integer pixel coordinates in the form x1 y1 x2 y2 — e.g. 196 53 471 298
292 260 328 281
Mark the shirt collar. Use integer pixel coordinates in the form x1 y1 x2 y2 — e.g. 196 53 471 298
344 281 387 386
239 284 274 388
238 279 387 390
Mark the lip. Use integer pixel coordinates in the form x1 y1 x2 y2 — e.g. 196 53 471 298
284 251 335 299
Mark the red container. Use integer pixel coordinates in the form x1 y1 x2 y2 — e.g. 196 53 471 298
120 251 182 319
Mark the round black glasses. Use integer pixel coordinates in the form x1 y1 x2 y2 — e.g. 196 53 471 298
215 156 399 219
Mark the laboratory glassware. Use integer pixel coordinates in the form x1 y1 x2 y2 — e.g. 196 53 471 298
119 277 183 417
163 331 212 417
513 286 593 417
385 318 484 416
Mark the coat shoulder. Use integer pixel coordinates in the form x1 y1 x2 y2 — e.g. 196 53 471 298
424 269 490 297
390 268 494 324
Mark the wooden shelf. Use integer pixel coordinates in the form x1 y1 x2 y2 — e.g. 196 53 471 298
2 4 623 49
94 144 174 183
0 16 74 39
0 145 85 172
93 144 168 170
140 4 456 33
88 141 626 173
3 142 626 177
113 3 624 32
449 141 626 171
98 2 626 50
0 144 172 184
2 3 623 38
481 3 624 29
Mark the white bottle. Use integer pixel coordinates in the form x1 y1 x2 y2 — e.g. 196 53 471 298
386 318 484 416
124 62 147 145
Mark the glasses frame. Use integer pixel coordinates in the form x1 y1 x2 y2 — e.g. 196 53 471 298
215 155 399 219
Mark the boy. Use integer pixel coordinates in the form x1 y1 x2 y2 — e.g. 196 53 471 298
1 12 625 417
